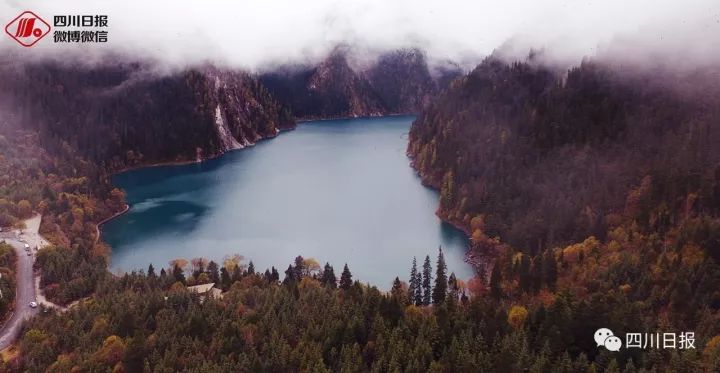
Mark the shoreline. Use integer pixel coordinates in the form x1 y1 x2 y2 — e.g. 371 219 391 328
95 204 130 244
108 125 297 176
96 114 480 280
296 112 416 124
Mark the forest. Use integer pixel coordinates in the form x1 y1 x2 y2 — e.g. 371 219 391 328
6 244 719 372
0 52 719 371
0 60 294 171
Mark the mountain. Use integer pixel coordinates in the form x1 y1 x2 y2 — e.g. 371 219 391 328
0 60 295 171
260 48 462 119
409 57 720 256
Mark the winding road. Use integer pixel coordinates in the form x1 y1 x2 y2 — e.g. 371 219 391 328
0 215 49 350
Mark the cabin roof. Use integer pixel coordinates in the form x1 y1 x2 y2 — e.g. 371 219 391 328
187 283 216 294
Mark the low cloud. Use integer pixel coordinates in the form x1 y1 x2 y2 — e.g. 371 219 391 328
1 0 718 70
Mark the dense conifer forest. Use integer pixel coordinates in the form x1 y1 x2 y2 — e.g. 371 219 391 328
1 52 720 371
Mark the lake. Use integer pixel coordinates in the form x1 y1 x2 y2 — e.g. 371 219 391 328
102 116 474 288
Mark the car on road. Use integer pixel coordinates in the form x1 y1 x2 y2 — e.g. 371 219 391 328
29 302 37 308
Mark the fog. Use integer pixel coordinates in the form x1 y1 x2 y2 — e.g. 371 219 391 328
1 0 719 70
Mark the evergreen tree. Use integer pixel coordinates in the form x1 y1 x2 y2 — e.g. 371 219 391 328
408 257 419 305
391 277 403 299
448 272 459 300
247 261 255 276
283 264 297 286
530 255 543 293
321 262 337 288
294 256 305 279
422 255 432 305
270 267 280 283
432 247 448 304
490 263 503 299
518 254 531 292
339 264 353 290
172 264 185 284
220 267 231 290
159 268 167 278
231 266 243 282
207 261 220 284
147 264 156 278
543 250 558 290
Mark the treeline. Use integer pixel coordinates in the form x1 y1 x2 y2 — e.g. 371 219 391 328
404 55 720 371
9 249 720 372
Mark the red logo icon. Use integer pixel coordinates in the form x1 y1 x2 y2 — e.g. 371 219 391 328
5 11 51 47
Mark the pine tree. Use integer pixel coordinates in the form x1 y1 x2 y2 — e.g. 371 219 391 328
147 264 156 278
432 247 448 304
518 254 531 292
207 261 220 284
448 272 459 300
408 257 419 305
415 271 424 306
172 264 185 284
542 250 558 290
247 261 255 276
321 262 337 288
294 256 305 280
220 267 231 290
270 267 280 283
530 255 543 293
339 263 353 290
422 255 432 305
283 264 297 286
231 266 243 282
490 263 503 299
159 268 167 278
391 277 403 299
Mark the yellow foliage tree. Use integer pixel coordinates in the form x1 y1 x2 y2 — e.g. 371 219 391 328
507 306 528 330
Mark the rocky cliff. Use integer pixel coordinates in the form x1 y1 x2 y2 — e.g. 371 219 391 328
0 60 294 171
260 48 461 119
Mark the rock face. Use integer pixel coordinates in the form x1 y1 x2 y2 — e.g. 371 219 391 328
260 49 462 119
409 57 720 251
0 61 294 170
0 47 460 170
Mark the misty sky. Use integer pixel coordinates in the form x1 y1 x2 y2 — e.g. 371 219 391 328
2 0 719 70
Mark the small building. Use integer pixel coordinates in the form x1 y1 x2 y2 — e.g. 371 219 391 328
186 282 223 301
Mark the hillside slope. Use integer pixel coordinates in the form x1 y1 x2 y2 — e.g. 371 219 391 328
260 49 461 119
1 60 295 171
409 58 720 254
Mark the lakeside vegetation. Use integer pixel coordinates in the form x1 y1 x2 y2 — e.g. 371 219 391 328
0 243 17 321
8 245 720 372
0 53 719 371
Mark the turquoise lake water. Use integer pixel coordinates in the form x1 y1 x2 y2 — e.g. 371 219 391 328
102 116 473 287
